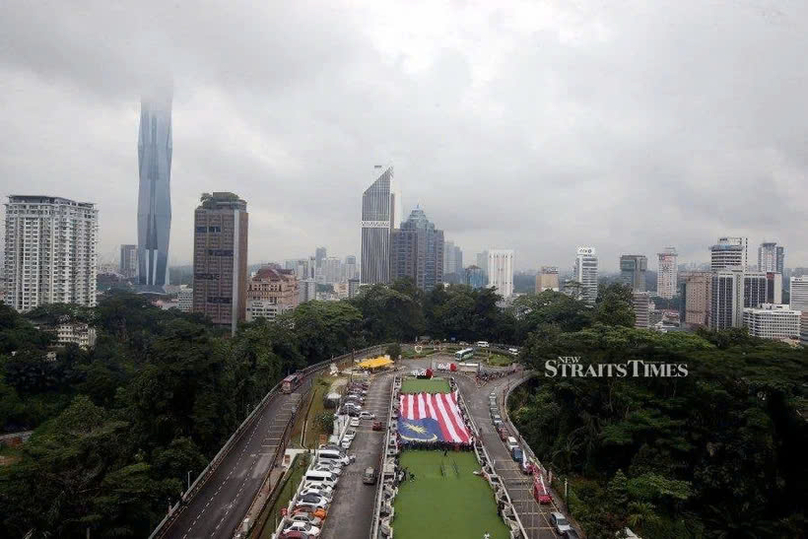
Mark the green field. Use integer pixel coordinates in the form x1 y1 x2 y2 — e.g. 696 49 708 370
400 378 452 394
393 451 511 539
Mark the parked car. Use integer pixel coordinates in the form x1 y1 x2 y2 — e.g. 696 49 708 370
562 530 581 539
296 494 329 510
508 347 519 356
362 467 377 485
359 411 375 420
282 521 321 537
340 438 352 449
511 446 523 462
497 425 509 441
372 420 384 431
288 513 323 528
279 531 311 539
550 512 572 535
300 484 333 499
292 505 327 520
343 429 357 442
299 488 332 502
350 417 360 427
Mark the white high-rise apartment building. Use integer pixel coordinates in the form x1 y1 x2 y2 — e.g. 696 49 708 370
657 247 678 299
574 247 599 304
4 196 98 311
743 304 801 341
710 236 748 270
710 268 745 330
757 242 784 274
788 276 808 312
487 250 514 298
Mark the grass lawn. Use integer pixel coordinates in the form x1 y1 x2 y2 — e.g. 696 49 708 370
400 377 452 394
393 450 511 539
303 378 332 448
259 452 310 538
486 353 515 367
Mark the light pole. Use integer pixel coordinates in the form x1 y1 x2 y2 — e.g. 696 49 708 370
187 470 192 492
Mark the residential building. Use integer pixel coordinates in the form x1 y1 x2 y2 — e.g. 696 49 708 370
246 266 299 322
789 276 808 311
632 291 651 328
4 196 98 311
389 207 444 291
191 192 249 335
120 244 137 278
657 247 678 299
710 268 745 330
487 250 514 298
710 236 748 270
757 242 784 273
620 255 648 292
361 166 398 285
55 322 97 349
333 282 349 299
536 266 560 293
574 247 599 304
743 304 801 341
465 266 485 289
344 255 358 281
177 286 193 313
743 271 768 308
137 94 172 288
679 272 712 328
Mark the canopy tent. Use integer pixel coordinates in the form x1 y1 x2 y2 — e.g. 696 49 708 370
358 356 394 370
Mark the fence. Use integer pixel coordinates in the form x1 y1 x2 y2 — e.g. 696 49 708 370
369 374 399 539
148 344 388 539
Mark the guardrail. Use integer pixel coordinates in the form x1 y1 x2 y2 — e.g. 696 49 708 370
369 374 398 539
149 344 389 539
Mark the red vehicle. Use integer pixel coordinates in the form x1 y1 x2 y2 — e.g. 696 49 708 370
497 425 509 441
532 468 552 504
282 373 304 394
372 420 384 431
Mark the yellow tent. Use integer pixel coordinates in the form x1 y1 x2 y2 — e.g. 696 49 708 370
358 356 394 370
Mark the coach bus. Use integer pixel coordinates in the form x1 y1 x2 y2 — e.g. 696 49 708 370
455 348 474 361
282 373 304 394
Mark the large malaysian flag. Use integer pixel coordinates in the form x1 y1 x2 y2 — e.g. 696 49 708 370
398 392 472 445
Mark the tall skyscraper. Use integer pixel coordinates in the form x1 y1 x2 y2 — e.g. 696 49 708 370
191 192 248 335
765 272 783 304
574 247 599 304
710 268 745 330
657 247 678 299
120 244 138 278
361 166 397 284
620 254 648 291
710 237 748 270
680 272 712 328
476 251 489 278
757 242 785 273
632 291 651 328
487 250 514 298
443 240 463 276
536 266 560 293
344 255 358 281
4 196 98 311
390 207 444 291
743 271 768 309
137 94 172 289
315 247 327 269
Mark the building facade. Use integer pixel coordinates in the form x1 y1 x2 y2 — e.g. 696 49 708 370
710 268 745 330
389 207 444 291
679 272 712 328
743 271 768 309
743 304 801 341
465 266 485 289
765 272 783 304
191 192 248 334
536 266 560 293
177 286 193 312
757 242 784 273
574 247 599 304
361 166 397 285
299 278 317 304
344 255 358 281
120 244 137 278
632 291 651 328
789 276 808 311
487 250 514 298
4 196 98 311
246 266 299 322
137 95 172 288
620 254 648 292
657 247 678 299
443 240 463 276
710 236 748 270
55 322 97 349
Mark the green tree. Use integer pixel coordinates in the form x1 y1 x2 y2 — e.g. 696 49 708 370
594 283 635 327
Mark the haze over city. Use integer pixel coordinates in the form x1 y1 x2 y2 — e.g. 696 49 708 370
1 0 807 270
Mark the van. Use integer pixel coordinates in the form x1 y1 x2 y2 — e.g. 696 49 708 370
506 436 518 451
304 470 337 488
362 467 377 485
476 341 490 348
318 449 350 465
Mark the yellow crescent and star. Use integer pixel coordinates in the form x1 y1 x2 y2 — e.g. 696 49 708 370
400 421 439 442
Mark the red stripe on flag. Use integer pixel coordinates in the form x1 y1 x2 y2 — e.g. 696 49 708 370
425 393 452 442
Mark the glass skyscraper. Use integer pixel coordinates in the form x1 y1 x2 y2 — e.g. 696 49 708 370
361 166 397 284
137 95 172 288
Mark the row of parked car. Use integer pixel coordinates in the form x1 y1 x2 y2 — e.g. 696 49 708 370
278 446 356 538
489 391 529 472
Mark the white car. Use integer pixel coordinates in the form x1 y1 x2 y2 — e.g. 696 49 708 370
288 513 323 527
313 464 342 476
300 487 332 501
350 417 360 427
343 429 357 441
296 494 329 510
340 438 352 449
282 521 321 536
359 411 375 420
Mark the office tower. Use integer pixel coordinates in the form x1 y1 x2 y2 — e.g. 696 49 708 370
465 266 485 289
710 268 745 330
632 291 651 328
299 278 316 303
757 242 784 273
765 272 783 304
120 244 137 278
620 255 648 292
361 166 397 284
315 247 327 269
322 256 343 284
4 196 98 311
348 278 361 299
743 271 768 308
443 241 464 276
710 237 748 270
487 250 514 298
679 272 712 327
536 266 560 293
790 276 808 311
574 247 599 304
191 192 248 335
246 267 299 322
657 247 678 299
475 251 489 278
743 304 801 341
390 207 444 291
344 255 358 281
137 94 172 288
177 287 193 313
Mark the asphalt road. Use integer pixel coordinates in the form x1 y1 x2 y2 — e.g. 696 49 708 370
163 385 306 539
320 372 394 539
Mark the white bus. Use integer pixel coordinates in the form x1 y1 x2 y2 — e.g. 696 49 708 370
476 341 490 348
455 348 474 361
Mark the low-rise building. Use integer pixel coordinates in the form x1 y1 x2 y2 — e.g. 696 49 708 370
177 287 193 312
743 303 801 342
246 266 299 322
55 322 97 349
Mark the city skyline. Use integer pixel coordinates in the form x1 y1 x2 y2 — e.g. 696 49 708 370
1 2 807 271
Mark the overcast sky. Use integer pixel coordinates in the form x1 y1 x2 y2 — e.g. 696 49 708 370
1 0 806 272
